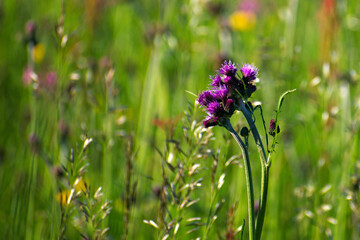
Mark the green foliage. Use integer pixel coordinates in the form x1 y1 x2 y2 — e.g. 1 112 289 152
1 0 360 239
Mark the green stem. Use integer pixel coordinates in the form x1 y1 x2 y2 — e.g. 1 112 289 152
255 164 269 240
224 120 255 240
239 101 269 240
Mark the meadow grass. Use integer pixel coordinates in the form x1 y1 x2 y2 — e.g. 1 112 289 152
0 0 360 239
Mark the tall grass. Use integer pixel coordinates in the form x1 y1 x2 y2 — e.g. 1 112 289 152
0 0 360 239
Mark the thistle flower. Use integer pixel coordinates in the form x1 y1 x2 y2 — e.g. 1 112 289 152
198 88 235 128
241 63 258 82
198 90 215 106
240 63 258 98
203 115 220 128
198 60 259 128
210 75 223 88
219 61 237 76
207 101 223 115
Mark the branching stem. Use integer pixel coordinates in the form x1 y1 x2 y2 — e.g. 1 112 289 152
238 101 269 240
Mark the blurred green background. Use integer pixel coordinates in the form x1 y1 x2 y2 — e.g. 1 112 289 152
0 0 360 239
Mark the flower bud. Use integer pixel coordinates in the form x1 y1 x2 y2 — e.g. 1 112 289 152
269 119 280 136
240 127 249 137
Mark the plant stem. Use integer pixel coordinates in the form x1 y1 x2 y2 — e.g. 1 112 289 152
225 120 255 240
255 163 269 240
239 101 269 240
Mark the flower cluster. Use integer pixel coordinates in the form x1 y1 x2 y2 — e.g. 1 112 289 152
198 61 258 128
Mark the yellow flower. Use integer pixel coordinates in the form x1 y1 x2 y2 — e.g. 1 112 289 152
229 11 256 31
32 43 45 63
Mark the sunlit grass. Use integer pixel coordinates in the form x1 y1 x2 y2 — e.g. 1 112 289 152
0 0 360 239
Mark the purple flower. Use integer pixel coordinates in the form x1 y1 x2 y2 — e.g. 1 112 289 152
45 71 57 91
223 76 232 84
22 67 33 86
198 60 259 128
269 119 280 136
25 20 36 38
198 90 214 106
207 101 222 115
213 87 228 100
197 86 235 127
210 75 223 87
240 63 258 82
240 0 260 14
203 115 220 128
219 61 237 76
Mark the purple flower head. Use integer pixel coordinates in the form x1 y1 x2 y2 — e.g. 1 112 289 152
241 63 258 82
198 90 214 106
23 67 33 86
45 71 57 91
240 0 259 14
198 60 260 128
25 20 36 35
207 101 222 115
210 75 223 88
203 115 219 128
223 76 232 84
269 119 280 136
213 87 228 100
219 61 237 76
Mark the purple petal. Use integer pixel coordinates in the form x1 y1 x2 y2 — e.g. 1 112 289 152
219 60 237 76
223 76 232 84
203 116 219 128
207 101 222 115
210 75 223 87
213 87 228 100
198 90 214 106
240 0 259 13
241 63 258 81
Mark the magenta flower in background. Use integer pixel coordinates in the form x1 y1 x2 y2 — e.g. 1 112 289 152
25 20 36 35
240 0 259 13
22 67 34 86
45 71 57 90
